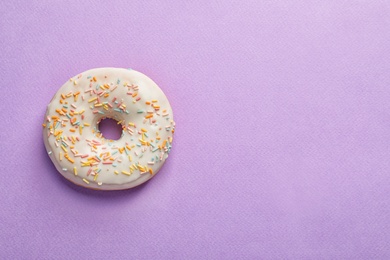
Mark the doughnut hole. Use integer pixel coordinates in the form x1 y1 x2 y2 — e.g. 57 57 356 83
97 118 123 140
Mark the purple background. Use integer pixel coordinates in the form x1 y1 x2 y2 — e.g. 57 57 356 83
1 1 390 259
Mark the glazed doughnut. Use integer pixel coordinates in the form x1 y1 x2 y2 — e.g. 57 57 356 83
43 68 175 190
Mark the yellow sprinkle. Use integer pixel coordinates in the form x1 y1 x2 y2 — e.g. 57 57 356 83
73 167 77 176
88 97 97 103
152 100 158 103
114 170 119 175
94 103 103 107
59 152 62 161
79 126 82 135
128 155 132 162
83 123 90 126
94 174 98 181
121 171 131 176
61 145 67 153
82 178 90 184
141 128 148 132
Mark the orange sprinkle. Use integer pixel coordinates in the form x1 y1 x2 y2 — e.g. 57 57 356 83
61 94 66 99
70 128 76 132
145 101 151 105
145 114 153 119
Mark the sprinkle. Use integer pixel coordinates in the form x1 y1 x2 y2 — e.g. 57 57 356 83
73 167 77 176
88 97 97 103
83 178 90 184
48 151 52 155
114 171 119 175
121 171 131 176
103 161 113 164
137 110 144 114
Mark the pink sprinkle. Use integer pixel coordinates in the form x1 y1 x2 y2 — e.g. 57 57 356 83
82 95 85 101
102 161 113 165
107 103 113 108
112 97 116 102
111 85 117 92
136 97 141 101
81 154 89 158
87 168 92 176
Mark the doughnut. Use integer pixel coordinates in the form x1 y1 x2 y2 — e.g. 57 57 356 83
43 68 175 190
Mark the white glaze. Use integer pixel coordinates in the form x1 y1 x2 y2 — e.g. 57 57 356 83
43 68 175 190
